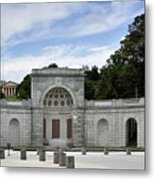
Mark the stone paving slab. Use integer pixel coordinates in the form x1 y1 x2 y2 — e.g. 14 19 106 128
0 150 145 170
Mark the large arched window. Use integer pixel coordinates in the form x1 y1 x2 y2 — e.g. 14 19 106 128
43 87 73 107
97 119 109 147
126 118 137 147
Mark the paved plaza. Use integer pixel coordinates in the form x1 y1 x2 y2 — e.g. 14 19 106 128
0 150 145 170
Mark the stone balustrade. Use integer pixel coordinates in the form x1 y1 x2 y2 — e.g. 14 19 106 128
86 98 144 108
0 99 32 107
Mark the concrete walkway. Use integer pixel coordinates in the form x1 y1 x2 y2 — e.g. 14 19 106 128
0 150 145 170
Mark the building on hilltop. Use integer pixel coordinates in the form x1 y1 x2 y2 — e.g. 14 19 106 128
0 68 144 148
1 81 18 97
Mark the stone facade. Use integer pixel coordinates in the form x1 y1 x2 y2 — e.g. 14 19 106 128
0 68 145 148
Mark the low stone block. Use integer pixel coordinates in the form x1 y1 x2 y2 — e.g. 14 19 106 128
82 147 86 155
104 147 109 155
0 149 5 159
126 148 131 155
37 148 40 155
66 156 75 168
53 152 59 164
20 149 27 160
39 150 46 161
59 152 66 167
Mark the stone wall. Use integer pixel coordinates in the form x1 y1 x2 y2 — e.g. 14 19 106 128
85 98 144 147
0 100 32 147
0 68 145 148
0 98 144 148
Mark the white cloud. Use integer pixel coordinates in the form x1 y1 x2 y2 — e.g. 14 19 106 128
1 43 118 83
61 1 141 37
1 1 143 47
1 3 83 46
1 1 144 83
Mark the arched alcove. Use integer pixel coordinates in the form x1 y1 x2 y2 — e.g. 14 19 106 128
9 118 20 146
42 87 73 146
43 87 73 108
126 118 137 147
97 119 109 147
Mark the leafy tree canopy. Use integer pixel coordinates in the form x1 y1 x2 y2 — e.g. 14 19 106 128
86 13 145 100
17 74 31 99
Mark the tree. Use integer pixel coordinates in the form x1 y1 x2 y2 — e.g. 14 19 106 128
0 88 5 99
17 74 31 99
43 63 58 69
95 13 145 99
84 65 100 100
48 63 58 68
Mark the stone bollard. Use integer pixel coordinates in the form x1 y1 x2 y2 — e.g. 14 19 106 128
0 149 5 159
39 150 46 161
37 148 40 155
126 147 131 155
66 156 75 168
53 152 59 164
20 149 27 160
104 147 109 155
81 147 86 155
59 152 66 166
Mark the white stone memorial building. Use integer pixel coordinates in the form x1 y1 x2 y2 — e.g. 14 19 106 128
0 68 144 148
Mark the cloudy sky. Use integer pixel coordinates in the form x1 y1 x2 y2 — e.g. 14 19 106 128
1 0 144 83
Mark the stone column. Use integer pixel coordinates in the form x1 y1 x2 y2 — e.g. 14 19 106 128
0 149 5 159
39 150 46 161
11 87 13 95
104 147 109 155
32 108 44 146
81 147 86 155
66 156 75 168
72 110 84 147
10 88 12 96
9 88 11 96
8 88 10 96
53 152 59 164
126 147 131 155
59 152 66 166
20 149 27 160
6 88 8 96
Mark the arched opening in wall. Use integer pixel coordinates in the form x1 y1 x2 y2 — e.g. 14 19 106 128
9 119 20 146
43 87 73 146
97 119 109 147
126 118 137 147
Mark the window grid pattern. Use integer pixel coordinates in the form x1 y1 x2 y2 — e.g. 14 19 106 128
44 88 73 107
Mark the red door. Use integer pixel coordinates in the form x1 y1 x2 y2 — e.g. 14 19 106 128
67 119 72 138
52 119 60 138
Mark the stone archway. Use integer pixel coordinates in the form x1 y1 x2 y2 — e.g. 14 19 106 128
42 87 74 147
97 119 109 147
126 118 137 147
9 119 20 146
